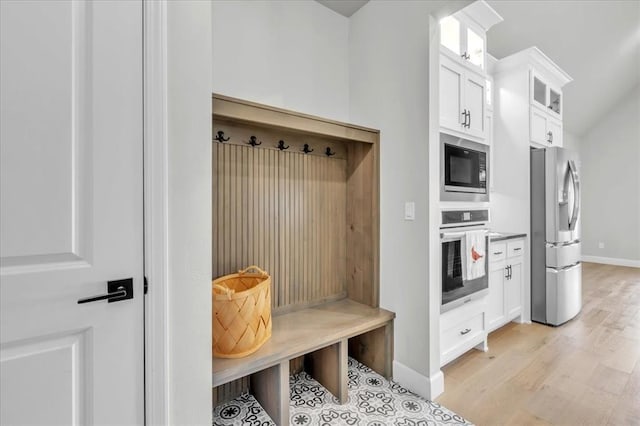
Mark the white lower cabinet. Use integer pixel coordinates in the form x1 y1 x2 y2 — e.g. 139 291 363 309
487 238 525 333
440 298 488 367
488 261 506 330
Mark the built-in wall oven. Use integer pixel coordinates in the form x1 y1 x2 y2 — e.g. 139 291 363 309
440 133 489 202
441 209 490 313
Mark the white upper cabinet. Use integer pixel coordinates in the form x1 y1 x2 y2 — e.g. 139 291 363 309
494 47 572 149
531 107 563 147
440 15 461 56
439 1 503 74
530 71 563 119
440 55 465 131
465 71 486 138
440 55 487 141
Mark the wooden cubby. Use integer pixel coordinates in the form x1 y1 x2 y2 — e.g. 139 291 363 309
212 94 394 425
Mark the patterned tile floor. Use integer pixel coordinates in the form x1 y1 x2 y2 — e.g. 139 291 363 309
213 358 473 426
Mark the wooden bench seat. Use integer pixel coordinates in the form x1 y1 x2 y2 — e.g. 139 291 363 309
212 298 395 425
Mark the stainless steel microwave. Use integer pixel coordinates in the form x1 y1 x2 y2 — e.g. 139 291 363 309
440 133 489 202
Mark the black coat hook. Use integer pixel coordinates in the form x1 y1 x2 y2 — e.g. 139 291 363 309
214 130 230 143
247 136 262 147
302 144 314 154
277 140 289 151
325 147 336 157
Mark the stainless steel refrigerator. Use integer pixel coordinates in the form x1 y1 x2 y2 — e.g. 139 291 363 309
531 147 582 326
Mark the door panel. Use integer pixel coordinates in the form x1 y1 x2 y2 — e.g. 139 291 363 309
440 56 464 132
530 107 548 145
487 265 506 331
506 262 522 319
548 118 562 147
0 1 143 425
0 0 90 268
464 72 485 139
1 331 87 425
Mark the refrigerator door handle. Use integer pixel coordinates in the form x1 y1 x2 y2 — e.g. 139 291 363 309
568 160 580 231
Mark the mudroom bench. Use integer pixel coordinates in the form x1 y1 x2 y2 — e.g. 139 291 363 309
212 94 391 426
212 299 394 425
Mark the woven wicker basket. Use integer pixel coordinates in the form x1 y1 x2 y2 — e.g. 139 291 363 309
212 265 272 358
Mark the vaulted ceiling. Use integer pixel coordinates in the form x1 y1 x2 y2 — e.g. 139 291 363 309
316 0 639 136
487 0 640 136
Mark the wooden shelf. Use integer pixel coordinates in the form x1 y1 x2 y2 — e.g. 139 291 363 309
212 298 394 387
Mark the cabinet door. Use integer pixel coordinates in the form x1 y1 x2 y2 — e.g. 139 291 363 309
440 15 461 56
506 261 523 319
465 26 485 70
487 263 506 332
440 56 464 132
530 107 549 145
531 72 548 110
548 87 562 118
548 117 562 147
464 71 486 139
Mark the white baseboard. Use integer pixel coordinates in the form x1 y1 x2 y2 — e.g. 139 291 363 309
582 255 640 268
393 361 444 400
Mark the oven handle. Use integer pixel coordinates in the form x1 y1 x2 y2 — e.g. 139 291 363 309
440 229 489 241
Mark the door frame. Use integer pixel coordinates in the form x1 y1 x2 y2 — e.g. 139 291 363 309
143 1 170 424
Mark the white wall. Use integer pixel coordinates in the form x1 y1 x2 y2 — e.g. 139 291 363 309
577 85 640 264
563 129 580 153
211 0 349 122
349 0 470 399
167 1 212 424
349 0 432 395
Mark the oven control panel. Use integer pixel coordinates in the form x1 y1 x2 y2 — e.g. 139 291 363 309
441 209 489 228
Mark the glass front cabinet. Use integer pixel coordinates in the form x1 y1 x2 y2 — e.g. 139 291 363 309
440 15 486 72
530 71 563 119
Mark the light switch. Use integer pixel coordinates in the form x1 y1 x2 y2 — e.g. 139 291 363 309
404 202 415 221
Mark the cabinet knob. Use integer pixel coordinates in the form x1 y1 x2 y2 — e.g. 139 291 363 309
460 328 471 335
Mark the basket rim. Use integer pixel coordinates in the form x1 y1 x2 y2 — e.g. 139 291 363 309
212 273 271 300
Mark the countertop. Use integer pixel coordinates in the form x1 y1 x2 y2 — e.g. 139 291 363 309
489 232 527 242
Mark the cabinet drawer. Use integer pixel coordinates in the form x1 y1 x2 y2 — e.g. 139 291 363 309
490 243 506 262
507 240 525 258
442 312 484 353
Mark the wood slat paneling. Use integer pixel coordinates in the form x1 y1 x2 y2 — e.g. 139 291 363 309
213 133 348 313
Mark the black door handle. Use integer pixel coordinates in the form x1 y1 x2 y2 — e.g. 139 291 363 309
78 278 134 304
461 109 468 127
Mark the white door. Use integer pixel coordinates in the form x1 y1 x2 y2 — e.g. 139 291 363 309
0 1 143 425
464 71 486 139
440 55 464 133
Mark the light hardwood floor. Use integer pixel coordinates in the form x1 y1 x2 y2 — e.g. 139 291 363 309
436 262 640 426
